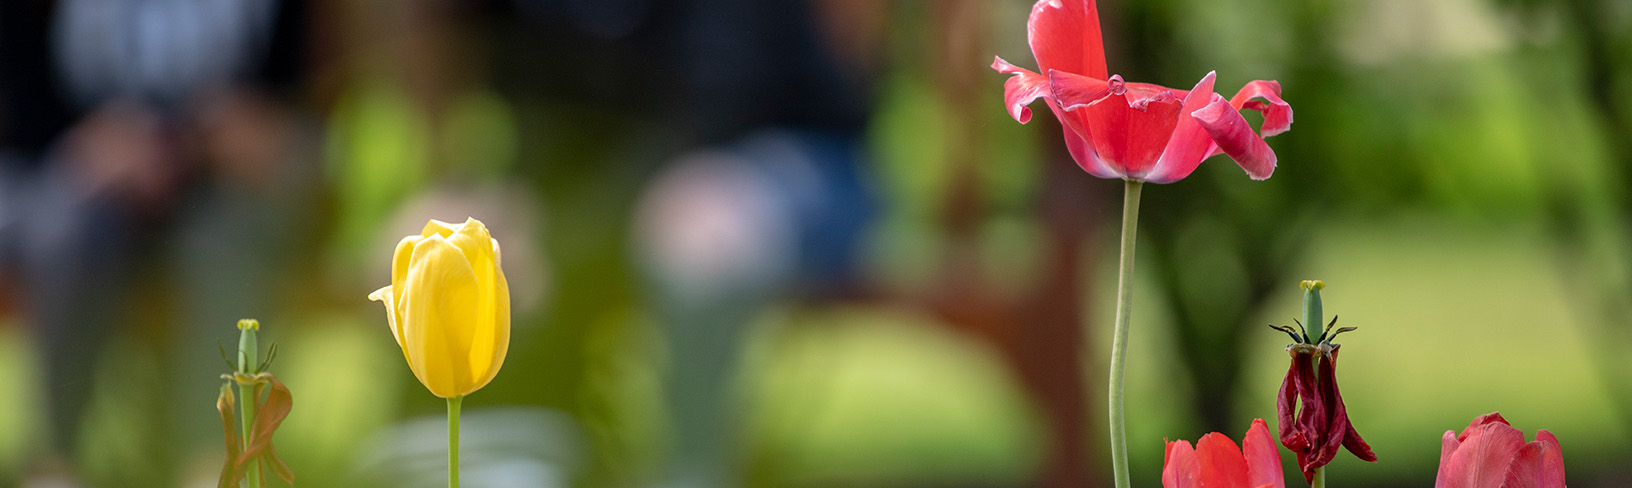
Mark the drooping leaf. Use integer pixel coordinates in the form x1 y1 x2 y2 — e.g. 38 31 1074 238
217 384 241 488
236 374 295 485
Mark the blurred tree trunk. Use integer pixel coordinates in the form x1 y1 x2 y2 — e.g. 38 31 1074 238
923 1 1105 485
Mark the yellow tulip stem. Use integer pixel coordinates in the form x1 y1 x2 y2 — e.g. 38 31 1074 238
237 321 263 488
448 396 462 488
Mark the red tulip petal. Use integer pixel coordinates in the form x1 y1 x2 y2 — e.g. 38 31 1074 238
993 57 1052 124
1128 82 1184 101
1244 419 1286 488
1459 412 1511 441
1145 71 1219 184
1534 430 1566 488
1229 80 1293 137
1502 432 1566 488
1192 96 1277 180
1292 349 1325 450
1310 350 1350 472
1436 430 1462 488
1164 439 1201 488
1197 432 1252 488
1342 418 1378 462
1441 422 1527 488
1276 356 1307 451
1064 126 1123 179
1026 0 1107 79
1048 69 1112 113
1080 79 1182 178
1047 69 1110 144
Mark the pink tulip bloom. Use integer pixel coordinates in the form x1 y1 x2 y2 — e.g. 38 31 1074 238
1436 412 1566 488
1163 419 1285 488
992 0 1292 183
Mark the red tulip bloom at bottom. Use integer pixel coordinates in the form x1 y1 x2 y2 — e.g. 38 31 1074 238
1163 419 1285 488
1436 413 1565 488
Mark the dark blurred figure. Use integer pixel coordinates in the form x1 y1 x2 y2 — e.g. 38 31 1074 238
507 0 886 486
0 0 310 484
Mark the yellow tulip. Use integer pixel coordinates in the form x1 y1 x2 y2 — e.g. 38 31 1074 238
369 217 510 398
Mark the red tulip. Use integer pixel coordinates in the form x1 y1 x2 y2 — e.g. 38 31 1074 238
992 0 1292 183
1436 412 1565 488
1277 341 1377 482
1163 419 1285 488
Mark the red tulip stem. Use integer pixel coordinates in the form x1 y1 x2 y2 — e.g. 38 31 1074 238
1108 179 1142 488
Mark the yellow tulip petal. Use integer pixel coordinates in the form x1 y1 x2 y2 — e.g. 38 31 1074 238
442 220 499 386
367 286 406 350
402 235 480 397
370 284 429 390
421 218 461 238
470 265 510 391
389 235 421 348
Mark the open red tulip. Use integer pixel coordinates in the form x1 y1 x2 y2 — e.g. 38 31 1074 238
1163 419 1285 488
992 0 1292 183
1436 412 1566 488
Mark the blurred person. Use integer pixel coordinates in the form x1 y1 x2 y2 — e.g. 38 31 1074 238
0 0 310 484
603 1 882 485
634 128 876 488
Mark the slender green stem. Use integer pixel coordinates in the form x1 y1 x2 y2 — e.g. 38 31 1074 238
1312 468 1326 488
237 322 262 488
1108 180 1142 488
448 396 463 488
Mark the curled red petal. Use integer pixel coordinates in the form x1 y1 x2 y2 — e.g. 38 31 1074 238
1163 439 1201 488
993 57 1052 124
1026 0 1107 79
1048 69 1112 113
1308 348 1350 475
1145 71 1219 184
1197 432 1251 488
1342 419 1377 462
1276 356 1307 452
1244 419 1286 488
1292 348 1324 451
1229 80 1293 137
1192 96 1277 180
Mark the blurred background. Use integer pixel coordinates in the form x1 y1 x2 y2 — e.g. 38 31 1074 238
0 0 1629 486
